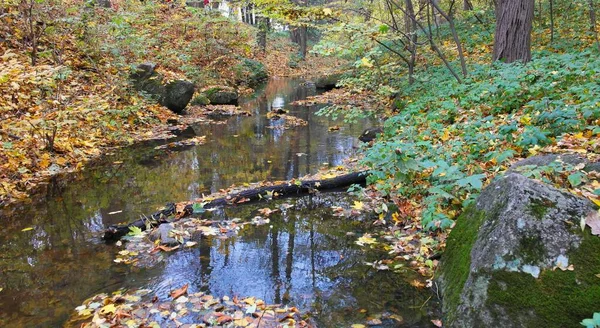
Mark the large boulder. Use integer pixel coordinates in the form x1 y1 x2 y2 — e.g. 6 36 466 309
203 86 238 105
437 173 600 328
163 80 195 114
313 73 342 90
130 63 194 114
131 63 165 99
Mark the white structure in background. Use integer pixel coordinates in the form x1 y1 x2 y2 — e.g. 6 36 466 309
188 0 286 31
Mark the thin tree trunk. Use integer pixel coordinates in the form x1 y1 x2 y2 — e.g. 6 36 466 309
430 0 468 77
590 0 600 52
493 0 535 63
389 0 463 82
549 0 554 44
463 0 473 10
405 0 418 84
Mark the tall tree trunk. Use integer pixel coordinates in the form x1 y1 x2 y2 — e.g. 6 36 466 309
257 16 269 53
590 0 600 52
290 27 307 58
290 0 308 58
493 0 535 63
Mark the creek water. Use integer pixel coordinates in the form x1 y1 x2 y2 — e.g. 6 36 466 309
0 78 438 327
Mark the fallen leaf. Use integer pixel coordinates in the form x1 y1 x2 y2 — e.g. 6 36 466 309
217 315 233 324
100 303 117 315
431 319 443 327
21 227 34 232
586 210 600 235
169 284 188 299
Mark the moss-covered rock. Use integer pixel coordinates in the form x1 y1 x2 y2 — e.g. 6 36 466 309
437 173 599 328
190 94 210 106
203 86 238 105
233 57 268 88
313 73 342 90
130 63 194 114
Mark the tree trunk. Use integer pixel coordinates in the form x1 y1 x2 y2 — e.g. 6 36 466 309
405 0 418 84
257 16 269 52
290 26 307 58
493 0 535 63
590 0 600 52
463 0 473 10
549 0 555 44
102 171 368 241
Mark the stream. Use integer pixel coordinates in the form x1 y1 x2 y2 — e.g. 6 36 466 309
0 78 438 327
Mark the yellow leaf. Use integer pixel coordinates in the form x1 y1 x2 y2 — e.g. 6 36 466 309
441 129 450 141
528 145 541 155
100 303 116 315
519 114 532 126
352 201 364 210
360 57 373 68
351 325 366 328
21 227 34 232
323 8 332 16
356 233 377 246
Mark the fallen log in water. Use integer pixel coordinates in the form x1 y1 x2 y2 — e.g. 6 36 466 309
103 170 368 241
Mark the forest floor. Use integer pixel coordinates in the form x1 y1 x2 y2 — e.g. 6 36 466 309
0 1 344 206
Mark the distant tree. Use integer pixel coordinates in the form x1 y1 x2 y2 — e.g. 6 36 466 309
493 0 535 63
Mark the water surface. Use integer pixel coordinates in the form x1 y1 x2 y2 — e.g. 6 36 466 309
0 78 437 327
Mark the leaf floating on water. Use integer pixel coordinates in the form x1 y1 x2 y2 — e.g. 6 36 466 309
127 226 144 237
356 233 377 246
100 303 117 315
216 314 234 324
352 201 364 210
169 284 188 299
21 227 34 232
245 303 257 314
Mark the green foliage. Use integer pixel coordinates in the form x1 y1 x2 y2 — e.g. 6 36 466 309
358 48 599 230
581 313 600 328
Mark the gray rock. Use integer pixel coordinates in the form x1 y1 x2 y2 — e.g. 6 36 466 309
130 63 194 114
358 127 383 142
131 63 165 101
149 223 179 246
203 87 238 105
162 80 195 114
190 94 210 106
437 173 600 328
509 153 599 173
95 0 111 7
313 73 342 90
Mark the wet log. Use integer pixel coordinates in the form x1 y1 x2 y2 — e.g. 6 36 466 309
102 170 368 241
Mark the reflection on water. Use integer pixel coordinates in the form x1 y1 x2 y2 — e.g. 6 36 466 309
144 195 438 327
0 78 436 327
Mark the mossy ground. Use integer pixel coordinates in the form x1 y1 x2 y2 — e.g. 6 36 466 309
487 229 600 328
